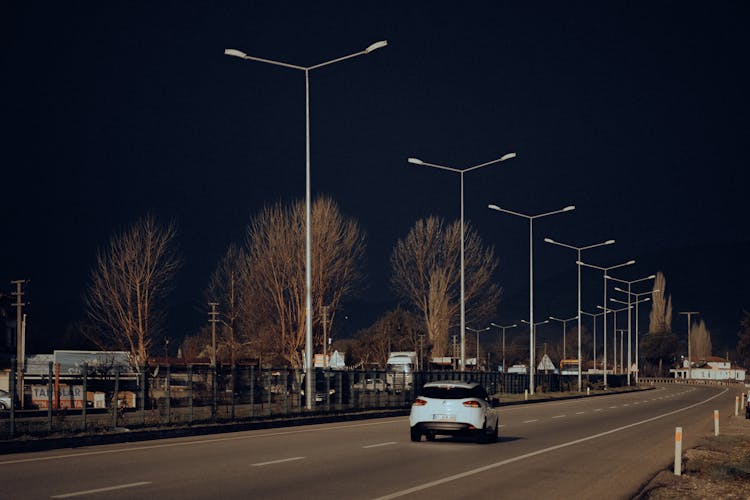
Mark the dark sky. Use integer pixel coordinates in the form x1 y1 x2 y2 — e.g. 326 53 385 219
3 2 749 355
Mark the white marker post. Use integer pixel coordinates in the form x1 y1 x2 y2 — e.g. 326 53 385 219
714 410 719 436
674 427 683 476
524 389 529 401
735 396 739 417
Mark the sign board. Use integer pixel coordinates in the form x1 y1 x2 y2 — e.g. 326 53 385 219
32 384 84 409
54 350 132 376
537 354 557 373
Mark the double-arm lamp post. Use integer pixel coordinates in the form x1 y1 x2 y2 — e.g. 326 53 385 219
407 153 516 370
679 311 699 380
225 40 387 409
466 326 491 371
548 315 578 362
490 323 517 374
488 204 575 395
544 237 614 391
580 310 606 373
611 295 651 382
614 288 657 384
605 274 655 384
597 303 632 375
578 258 635 387
521 318 550 380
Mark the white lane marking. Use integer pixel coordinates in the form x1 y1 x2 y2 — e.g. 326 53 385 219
252 456 305 467
623 404 630 407
523 419 538 423
608 406 618 409
363 442 397 449
374 388 728 500
51 482 151 498
498 425 506 428
0 419 405 466
552 415 566 419
575 412 585 415
594 409 603 412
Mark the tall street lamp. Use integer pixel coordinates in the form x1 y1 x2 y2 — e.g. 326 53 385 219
679 311 699 380
581 310 606 373
225 41 387 409
548 315 578 362
490 322 517 374
467 326 491 371
544 237 614 391
612 295 651 381
598 303 632 375
489 204 575 395
606 273 655 384
579 258 635 387
615 288 656 384
521 318 550 380
408 153 516 370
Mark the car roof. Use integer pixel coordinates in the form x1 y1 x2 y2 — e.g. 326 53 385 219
422 380 481 389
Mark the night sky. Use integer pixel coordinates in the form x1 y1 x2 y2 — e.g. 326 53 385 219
3 3 749 356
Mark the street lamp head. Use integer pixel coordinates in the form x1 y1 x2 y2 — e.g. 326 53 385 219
563 205 576 212
407 157 424 165
543 237 555 244
365 40 388 53
605 239 616 245
488 204 500 211
647 274 656 279
224 48 248 58
627 260 636 265
500 152 517 161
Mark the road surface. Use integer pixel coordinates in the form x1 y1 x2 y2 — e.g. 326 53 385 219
1 384 739 499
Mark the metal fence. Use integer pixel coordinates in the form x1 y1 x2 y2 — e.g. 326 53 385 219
1 360 630 439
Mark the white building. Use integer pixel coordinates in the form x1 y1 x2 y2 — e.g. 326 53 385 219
670 356 746 381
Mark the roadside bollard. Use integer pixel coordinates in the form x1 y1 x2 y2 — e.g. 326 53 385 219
674 427 683 476
587 387 590 396
714 410 719 436
524 389 528 401
735 396 739 417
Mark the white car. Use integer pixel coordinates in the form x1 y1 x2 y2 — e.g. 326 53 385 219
409 380 499 443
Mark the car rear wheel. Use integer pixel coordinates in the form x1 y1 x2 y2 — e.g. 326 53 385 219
0 402 6 410
425 430 436 441
410 426 422 442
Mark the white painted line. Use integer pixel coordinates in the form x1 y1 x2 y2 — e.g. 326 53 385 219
373 388 728 500
594 409 603 412
552 415 566 419
363 442 397 449
575 412 585 415
51 482 151 498
0 419 405 466
623 404 630 407
252 456 305 467
608 406 618 409
498 425 506 428
523 419 538 423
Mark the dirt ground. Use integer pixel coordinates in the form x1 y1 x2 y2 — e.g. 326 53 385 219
636 413 750 499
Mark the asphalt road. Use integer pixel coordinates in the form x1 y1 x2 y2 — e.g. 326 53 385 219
1 384 740 500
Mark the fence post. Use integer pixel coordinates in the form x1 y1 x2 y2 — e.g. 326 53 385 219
9 358 16 439
735 396 739 417
188 364 193 425
47 361 54 432
249 365 255 418
112 368 120 429
211 364 217 422
82 362 87 432
139 365 146 426
231 364 236 420
165 363 171 424
674 427 683 476
714 410 720 436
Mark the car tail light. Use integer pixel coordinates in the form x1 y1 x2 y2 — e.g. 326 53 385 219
412 398 427 406
462 400 481 408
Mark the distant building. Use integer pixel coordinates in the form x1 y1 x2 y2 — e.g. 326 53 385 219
670 356 746 381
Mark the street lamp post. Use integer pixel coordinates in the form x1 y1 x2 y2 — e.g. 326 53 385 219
597 303 632 377
679 311 699 380
467 326 491 371
489 204 575 395
225 41 387 409
611 295 651 381
490 323 517 374
606 274 656 384
521 318 550 381
548 315 579 362
579 258 635 387
408 153 516 370
544 237 614 391
615 288 656 384
581 310 606 373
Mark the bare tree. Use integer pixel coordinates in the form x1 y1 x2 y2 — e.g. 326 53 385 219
391 216 501 359
350 309 425 368
85 215 181 365
690 319 712 359
648 272 673 334
242 196 365 367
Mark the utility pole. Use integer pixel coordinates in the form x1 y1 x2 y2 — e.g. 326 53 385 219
11 280 26 408
208 302 220 366
680 311 699 380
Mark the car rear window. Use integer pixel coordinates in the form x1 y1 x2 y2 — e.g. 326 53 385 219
420 385 487 400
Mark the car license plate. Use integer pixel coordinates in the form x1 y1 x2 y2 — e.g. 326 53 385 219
433 414 455 421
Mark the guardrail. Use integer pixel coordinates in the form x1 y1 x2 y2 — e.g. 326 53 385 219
640 377 746 386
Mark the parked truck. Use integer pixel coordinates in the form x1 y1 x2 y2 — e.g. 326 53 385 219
386 351 418 392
